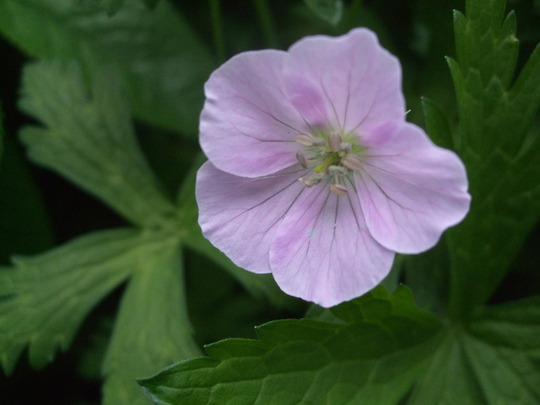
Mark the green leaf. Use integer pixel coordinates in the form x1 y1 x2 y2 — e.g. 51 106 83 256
304 0 343 25
19 61 178 229
0 228 166 374
421 97 454 150
141 288 540 404
0 0 214 135
408 296 540 404
446 0 540 316
102 0 126 15
139 286 442 404
102 239 200 405
176 156 294 309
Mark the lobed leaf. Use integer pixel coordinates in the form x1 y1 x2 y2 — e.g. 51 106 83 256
140 287 540 404
0 0 214 135
446 0 540 315
139 286 442 404
18 61 178 229
102 240 200 405
0 228 167 374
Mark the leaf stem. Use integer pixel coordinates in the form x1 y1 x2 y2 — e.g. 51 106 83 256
254 0 279 48
209 0 226 62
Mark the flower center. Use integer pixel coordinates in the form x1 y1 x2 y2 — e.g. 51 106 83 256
296 129 366 196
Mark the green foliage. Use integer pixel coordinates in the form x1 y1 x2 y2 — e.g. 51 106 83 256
0 229 149 373
19 61 178 229
139 287 442 404
141 288 540 405
102 243 199 405
304 0 343 25
0 0 214 135
0 58 289 404
440 0 540 315
408 295 540 404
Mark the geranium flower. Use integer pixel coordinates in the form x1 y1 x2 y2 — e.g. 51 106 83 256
196 28 470 307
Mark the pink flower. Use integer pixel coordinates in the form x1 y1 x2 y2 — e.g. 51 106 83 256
196 28 470 307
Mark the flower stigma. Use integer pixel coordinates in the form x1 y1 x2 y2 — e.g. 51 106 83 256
296 129 366 196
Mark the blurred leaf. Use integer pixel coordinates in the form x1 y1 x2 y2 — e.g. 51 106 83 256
139 286 442 404
0 228 165 374
446 0 540 316
142 0 160 8
0 135 54 262
19 61 178 229
177 155 294 309
102 0 125 15
102 239 200 405
421 97 453 150
304 0 343 25
0 0 214 135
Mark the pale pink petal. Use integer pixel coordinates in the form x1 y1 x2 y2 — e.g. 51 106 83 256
284 28 404 133
269 183 394 307
196 161 308 273
358 122 471 254
200 50 306 178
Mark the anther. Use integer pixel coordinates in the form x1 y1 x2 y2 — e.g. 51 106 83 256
299 173 325 187
329 133 343 152
330 184 348 196
340 142 352 152
312 137 326 147
341 154 363 171
296 134 314 147
296 152 308 168
328 165 348 176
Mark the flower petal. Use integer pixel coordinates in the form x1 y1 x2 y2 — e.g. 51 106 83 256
200 50 305 178
358 122 471 254
284 28 405 133
269 183 394 307
196 161 308 274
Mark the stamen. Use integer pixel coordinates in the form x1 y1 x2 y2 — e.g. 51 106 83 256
296 134 314 147
340 142 352 152
312 137 326 147
328 165 348 176
330 184 348 196
299 172 325 187
341 154 363 171
329 133 343 152
296 152 308 168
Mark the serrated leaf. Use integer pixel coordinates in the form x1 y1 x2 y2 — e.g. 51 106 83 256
446 0 540 315
304 0 343 25
176 156 294 309
0 228 168 374
102 239 200 405
140 287 540 404
19 61 178 229
0 0 214 135
139 287 442 404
